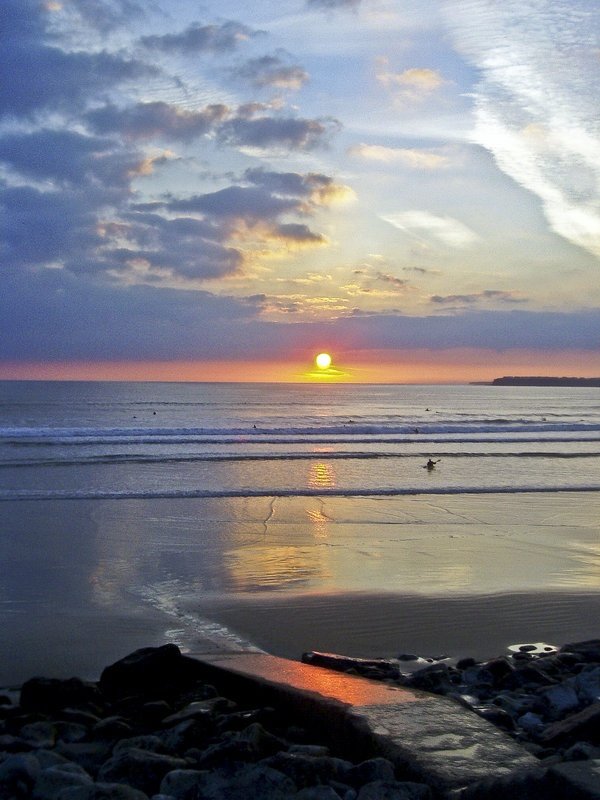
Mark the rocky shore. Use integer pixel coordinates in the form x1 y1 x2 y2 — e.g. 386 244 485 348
302 638 600 765
0 644 432 800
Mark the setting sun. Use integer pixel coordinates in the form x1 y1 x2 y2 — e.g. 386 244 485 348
315 352 332 369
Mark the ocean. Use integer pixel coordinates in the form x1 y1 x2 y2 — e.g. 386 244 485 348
1 380 599 683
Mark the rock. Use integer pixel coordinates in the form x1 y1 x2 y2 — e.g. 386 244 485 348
19 721 57 749
55 722 89 744
563 742 600 761
97 748 188 796
162 697 223 727
54 742 113 777
301 652 400 679
516 712 545 735
59 783 150 799
550 759 600 799
0 733 32 753
98 645 204 703
541 685 580 719
560 640 600 662
90 716 134 742
236 722 286 759
573 666 600 703
159 768 206 799
20 678 100 714
457 766 552 800
345 758 396 787
262 752 352 788
203 763 297 800
288 745 331 757
0 753 40 796
32 762 93 799
541 702 600 745
357 780 432 799
113 736 174 757
295 787 344 800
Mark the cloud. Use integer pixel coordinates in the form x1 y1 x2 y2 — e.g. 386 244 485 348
0 0 155 119
217 114 340 151
140 21 256 54
86 102 229 142
431 290 527 306
233 55 309 90
382 210 480 248
307 0 361 9
349 143 451 169
376 63 446 105
443 0 600 260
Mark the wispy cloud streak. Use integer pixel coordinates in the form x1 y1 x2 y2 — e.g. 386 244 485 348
443 0 600 259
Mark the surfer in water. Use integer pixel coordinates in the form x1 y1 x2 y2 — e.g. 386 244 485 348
425 458 440 470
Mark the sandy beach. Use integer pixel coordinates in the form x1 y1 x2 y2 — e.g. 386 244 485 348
195 589 600 662
2 491 598 684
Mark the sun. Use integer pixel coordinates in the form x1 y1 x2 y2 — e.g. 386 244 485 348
315 352 332 369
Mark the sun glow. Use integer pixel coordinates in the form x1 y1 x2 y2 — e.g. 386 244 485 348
315 352 332 369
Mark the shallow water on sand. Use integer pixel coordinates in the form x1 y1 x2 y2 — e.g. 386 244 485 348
1 491 599 683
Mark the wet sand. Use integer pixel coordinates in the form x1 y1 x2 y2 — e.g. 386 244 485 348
1 492 599 684
194 589 600 662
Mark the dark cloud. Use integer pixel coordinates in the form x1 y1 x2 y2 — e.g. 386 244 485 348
140 21 256 54
375 272 408 289
218 114 339 150
0 185 103 269
233 55 309 90
166 185 301 220
0 0 156 119
431 290 527 305
69 0 146 33
307 0 361 9
86 102 229 141
0 270 262 361
0 130 122 185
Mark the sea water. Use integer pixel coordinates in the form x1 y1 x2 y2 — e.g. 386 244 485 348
1 380 599 499
0 380 599 681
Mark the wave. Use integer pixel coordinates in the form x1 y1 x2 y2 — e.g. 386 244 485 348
1 485 599 502
2 423 600 445
1 450 599 469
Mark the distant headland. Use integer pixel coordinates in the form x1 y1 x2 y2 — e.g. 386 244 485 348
487 376 600 387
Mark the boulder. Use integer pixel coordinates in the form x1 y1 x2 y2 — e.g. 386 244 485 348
357 780 432 799
20 678 101 714
97 748 188 796
98 645 204 702
541 702 600 745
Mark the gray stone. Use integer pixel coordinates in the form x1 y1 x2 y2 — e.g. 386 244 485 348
202 763 297 800
98 645 204 702
550 759 600 799
357 780 432 800
54 742 114 777
113 736 174 757
20 678 100 714
159 768 206 799
541 702 600 745
541 685 580 719
573 667 600 703
59 783 150 799
262 752 352 788
449 767 552 800
55 722 89 744
0 753 40 794
161 702 215 727
91 717 133 742
20 721 57 749
36 750 71 769
97 748 188 796
295 787 343 800
288 745 331 757
561 640 600 662
345 758 396 788
236 722 285 758
32 763 93 799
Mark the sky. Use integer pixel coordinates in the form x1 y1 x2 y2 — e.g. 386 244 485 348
1 0 599 383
